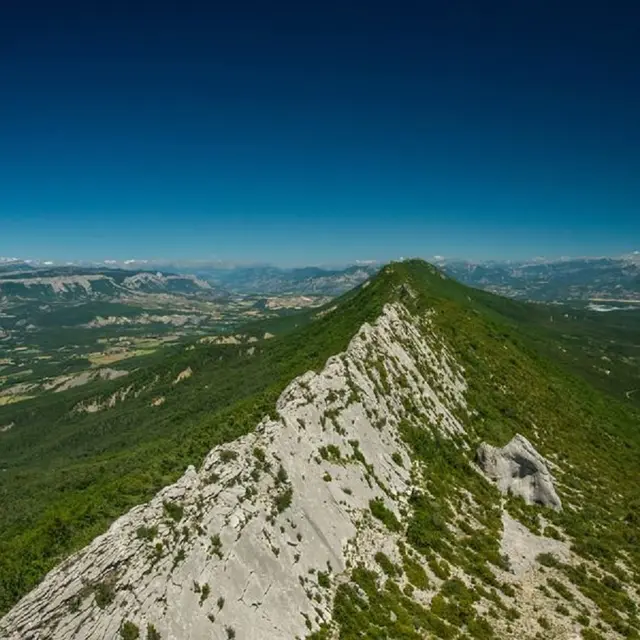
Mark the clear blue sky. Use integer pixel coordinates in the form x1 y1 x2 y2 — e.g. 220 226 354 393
1 1 639 265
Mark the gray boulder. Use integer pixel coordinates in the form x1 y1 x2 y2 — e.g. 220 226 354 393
476 434 562 511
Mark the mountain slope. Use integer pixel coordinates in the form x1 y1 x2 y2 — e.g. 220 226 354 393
0 274 389 617
1 261 639 639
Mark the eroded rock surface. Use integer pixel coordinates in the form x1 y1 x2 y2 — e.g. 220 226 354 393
0 303 467 640
500 512 569 577
476 434 562 510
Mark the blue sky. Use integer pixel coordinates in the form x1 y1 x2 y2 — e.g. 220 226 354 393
1 1 639 265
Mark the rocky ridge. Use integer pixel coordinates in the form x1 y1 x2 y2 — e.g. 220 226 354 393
0 296 617 640
83 314 208 328
0 302 468 639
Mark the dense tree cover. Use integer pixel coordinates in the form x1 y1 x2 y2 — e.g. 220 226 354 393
1 259 639 634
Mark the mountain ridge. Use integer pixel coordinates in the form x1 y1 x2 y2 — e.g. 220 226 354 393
1 260 639 639
1 300 469 639
2 254 640 301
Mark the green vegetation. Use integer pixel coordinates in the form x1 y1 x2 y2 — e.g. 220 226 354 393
538 616 551 630
94 579 116 609
400 551 429 590
209 534 223 559
536 553 560 568
328 565 495 639
274 486 293 513
318 444 342 462
548 577 574 601
317 571 331 588
393 260 640 637
171 548 186 571
162 501 184 523
199 582 210 605
275 465 288 485
146 623 161 640
374 551 399 577
219 449 238 463
120 620 140 639
136 525 158 541
369 498 402 533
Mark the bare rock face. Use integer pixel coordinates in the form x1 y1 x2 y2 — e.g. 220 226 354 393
476 434 562 511
0 303 468 640
500 512 569 577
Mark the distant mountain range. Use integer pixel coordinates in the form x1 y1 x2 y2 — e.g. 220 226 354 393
0 266 222 303
439 254 640 303
185 264 380 295
1 252 639 302
0 262 380 300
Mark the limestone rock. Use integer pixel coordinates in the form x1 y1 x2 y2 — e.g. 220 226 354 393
500 512 569 577
0 303 467 640
476 434 562 510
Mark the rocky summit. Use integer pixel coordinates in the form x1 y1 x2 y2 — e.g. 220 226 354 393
1 261 639 640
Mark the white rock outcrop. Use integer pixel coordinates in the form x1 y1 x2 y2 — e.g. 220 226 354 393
0 303 467 640
500 512 569 577
476 434 562 510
